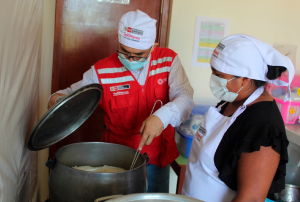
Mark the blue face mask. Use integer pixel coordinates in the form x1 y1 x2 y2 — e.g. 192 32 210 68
118 56 147 71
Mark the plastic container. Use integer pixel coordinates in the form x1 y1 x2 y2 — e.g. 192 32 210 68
274 96 300 124
266 72 300 124
176 127 194 158
268 82 300 124
188 115 204 135
176 104 212 158
190 105 211 118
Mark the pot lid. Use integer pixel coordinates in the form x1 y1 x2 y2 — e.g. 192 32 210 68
27 84 103 151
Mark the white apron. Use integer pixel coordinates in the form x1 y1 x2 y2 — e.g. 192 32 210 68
182 87 264 202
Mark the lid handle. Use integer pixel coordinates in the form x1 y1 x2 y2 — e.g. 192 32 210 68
45 157 56 169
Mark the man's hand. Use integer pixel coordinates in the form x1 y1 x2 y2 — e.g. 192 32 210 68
47 93 66 109
138 115 164 150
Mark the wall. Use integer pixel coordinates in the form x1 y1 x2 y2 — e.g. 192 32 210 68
168 0 300 104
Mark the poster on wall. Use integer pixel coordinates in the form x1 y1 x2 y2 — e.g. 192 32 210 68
97 0 130 4
192 16 231 68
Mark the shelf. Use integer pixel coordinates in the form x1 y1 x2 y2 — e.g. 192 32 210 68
175 154 188 165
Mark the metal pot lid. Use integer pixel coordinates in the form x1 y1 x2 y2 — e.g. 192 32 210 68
27 84 103 151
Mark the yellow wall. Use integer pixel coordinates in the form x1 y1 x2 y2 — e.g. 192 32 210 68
168 0 300 104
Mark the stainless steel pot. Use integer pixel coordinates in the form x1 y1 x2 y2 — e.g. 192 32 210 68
26 84 149 201
94 193 205 202
274 142 300 202
48 142 148 202
274 184 300 202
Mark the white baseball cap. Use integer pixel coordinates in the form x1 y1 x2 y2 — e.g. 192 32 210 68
210 34 295 101
118 9 156 50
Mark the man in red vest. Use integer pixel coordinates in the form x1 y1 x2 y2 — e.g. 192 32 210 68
48 9 194 193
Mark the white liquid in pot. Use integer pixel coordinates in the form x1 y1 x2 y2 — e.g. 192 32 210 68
72 165 126 173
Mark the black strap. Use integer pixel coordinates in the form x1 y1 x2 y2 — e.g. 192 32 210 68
216 100 226 108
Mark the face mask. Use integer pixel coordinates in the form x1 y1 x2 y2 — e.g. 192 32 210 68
210 74 243 102
118 56 147 71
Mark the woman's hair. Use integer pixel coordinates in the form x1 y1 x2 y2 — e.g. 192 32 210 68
235 66 287 88
266 65 287 80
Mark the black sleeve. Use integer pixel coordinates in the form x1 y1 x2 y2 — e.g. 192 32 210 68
215 115 288 194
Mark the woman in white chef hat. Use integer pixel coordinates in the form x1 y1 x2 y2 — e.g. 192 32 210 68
182 34 294 202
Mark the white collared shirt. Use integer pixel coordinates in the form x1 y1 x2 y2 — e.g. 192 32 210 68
50 55 194 128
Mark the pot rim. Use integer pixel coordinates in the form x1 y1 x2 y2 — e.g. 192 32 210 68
54 142 147 174
97 193 204 202
285 183 300 189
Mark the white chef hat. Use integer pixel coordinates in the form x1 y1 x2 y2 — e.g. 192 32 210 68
210 34 295 102
118 9 156 50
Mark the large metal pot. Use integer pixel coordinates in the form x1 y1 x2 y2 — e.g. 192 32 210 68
48 142 148 202
94 193 204 202
26 85 149 201
274 184 300 202
274 141 300 202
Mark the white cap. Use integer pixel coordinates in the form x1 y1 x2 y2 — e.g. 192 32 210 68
210 34 295 102
118 9 156 50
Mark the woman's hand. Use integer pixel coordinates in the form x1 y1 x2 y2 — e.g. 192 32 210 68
232 146 280 202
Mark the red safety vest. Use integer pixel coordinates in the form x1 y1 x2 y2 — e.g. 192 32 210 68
94 47 179 168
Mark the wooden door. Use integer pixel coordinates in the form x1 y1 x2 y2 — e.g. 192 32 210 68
51 0 171 157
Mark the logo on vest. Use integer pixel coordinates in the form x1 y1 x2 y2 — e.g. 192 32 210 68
113 91 129 96
110 84 130 92
157 78 167 85
196 126 206 141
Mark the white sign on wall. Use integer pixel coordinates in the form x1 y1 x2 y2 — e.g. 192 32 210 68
192 16 231 68
97 0 130 4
